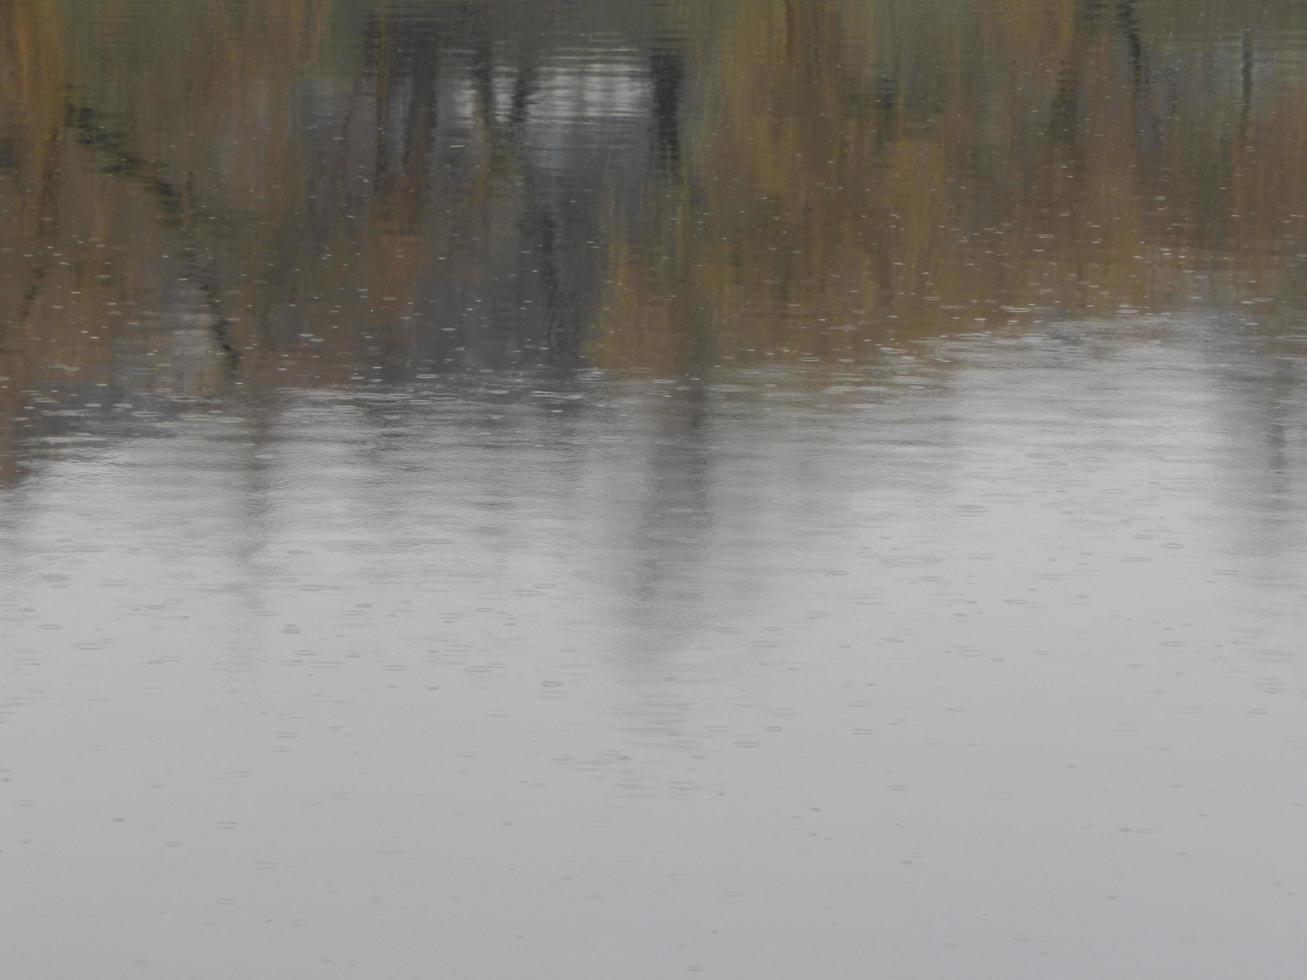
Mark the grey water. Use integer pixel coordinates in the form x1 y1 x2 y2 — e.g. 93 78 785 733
2 1 1307 977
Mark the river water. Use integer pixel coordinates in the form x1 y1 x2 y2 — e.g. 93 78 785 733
3 2 1307 977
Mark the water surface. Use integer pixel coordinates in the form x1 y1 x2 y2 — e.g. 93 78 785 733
3 1 1307 977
